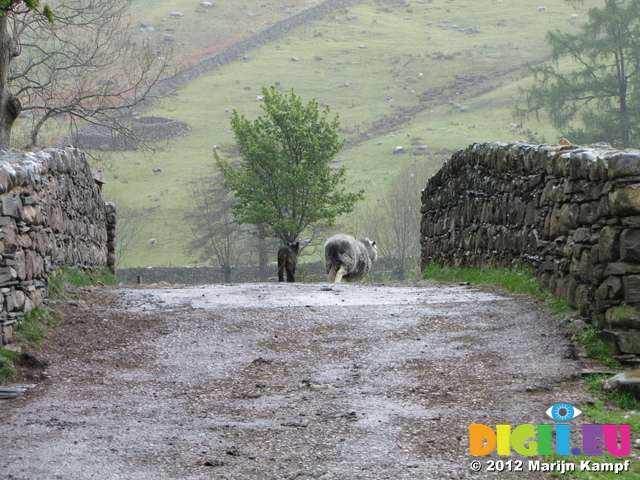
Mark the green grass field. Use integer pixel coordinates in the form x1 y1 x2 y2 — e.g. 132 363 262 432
93 0 600 267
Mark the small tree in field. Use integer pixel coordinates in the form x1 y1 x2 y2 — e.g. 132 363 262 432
357 166 428 280
215 86 364 245
184 171 254 283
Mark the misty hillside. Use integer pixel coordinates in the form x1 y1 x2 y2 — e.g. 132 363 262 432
127 0 328 68
100 0 599 268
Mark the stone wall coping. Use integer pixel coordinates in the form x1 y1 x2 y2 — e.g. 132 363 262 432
0 147 114 345
421 141 640 357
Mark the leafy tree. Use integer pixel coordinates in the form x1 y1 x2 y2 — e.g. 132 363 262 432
518 0 640 148
215 86 364 245
0 1 52 148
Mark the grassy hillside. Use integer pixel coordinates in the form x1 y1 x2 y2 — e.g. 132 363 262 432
102 0 600 268
126 0 327 67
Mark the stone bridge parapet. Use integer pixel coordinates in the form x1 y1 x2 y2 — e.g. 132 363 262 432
0 147 114 344
421 141 640 355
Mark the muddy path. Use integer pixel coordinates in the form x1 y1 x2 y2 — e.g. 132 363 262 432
0 281 590 479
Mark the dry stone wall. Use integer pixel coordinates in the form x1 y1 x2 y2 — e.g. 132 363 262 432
420 141 640 356
62 116 191 152
117 257 402 285
0 147 114 345
140 0 358 101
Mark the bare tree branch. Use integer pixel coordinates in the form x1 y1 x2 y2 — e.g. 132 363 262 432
184 170 256 283
6 0 174 151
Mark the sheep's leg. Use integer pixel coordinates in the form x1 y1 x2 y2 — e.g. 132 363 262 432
278 265 285 282
333 265 347 283
286 266 295 283
327 265 338 283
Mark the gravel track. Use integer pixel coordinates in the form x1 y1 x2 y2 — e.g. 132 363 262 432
0 281 590 479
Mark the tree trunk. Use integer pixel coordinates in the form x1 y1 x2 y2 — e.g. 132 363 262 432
0 13 20 149
258 236 268 282
28 111 50 148
223 266 232 283
257 225 268 282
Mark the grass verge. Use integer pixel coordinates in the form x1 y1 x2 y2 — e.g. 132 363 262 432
47 267 117 300
0 348 20 381
585 375 640 412
423 264 640 478
12 307 60 345
0 268 117 383
0 307 58 384
545 400 640 479
577 327 622 370
421 263 575 315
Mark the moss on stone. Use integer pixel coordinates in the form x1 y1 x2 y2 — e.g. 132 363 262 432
605 304 640 330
